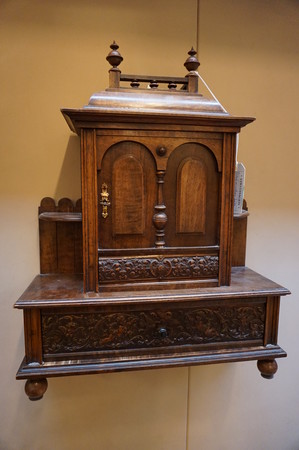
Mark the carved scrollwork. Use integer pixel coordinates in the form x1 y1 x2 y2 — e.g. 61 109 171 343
41 303 265 355
98 255 219 282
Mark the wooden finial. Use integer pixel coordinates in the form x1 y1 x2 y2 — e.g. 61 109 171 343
184 47 200 93
184 47 200 72
106 41 123 88
106 41 123 70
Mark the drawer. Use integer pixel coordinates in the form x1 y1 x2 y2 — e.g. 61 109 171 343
41 299 266 359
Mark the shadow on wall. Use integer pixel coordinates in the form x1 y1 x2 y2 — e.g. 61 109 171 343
54 135 81 201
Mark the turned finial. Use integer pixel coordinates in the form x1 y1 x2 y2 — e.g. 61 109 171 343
184 47 200 93
184 47 200 72
106 41 123 70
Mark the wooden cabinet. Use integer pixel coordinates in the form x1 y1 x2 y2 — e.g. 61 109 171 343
15 43 290 400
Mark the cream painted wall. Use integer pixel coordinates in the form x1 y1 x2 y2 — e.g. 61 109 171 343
0 1 298 449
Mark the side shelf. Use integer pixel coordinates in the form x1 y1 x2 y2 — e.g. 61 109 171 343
39 197 83 274
39 212 82 222
38 196 249 277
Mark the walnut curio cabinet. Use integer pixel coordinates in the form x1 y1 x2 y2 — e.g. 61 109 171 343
15 43 290 400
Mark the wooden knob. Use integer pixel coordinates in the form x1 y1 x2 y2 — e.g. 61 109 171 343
156 147 167 157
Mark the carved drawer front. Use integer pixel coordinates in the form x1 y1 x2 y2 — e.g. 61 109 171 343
41 299 266 358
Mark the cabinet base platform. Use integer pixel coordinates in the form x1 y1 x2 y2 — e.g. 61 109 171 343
15 267 290 400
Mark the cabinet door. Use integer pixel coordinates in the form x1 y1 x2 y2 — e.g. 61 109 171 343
98 141 156 249
164 142 220 247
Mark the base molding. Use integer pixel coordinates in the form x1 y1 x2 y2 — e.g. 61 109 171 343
17 346 286 380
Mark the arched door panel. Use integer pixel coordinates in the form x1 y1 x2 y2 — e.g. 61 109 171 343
164 142 220 247
98 141 156 249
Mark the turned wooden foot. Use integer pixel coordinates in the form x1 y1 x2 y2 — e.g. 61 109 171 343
257 359 278 379
25 378 48 401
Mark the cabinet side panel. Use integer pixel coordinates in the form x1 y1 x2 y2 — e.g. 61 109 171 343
24 309 42 364
81 129 98 292
232 215 247 266
219 133 236 285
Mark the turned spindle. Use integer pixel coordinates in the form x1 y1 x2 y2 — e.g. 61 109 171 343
152 171 167 248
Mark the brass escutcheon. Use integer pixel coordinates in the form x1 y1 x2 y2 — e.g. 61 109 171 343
100 183 111 218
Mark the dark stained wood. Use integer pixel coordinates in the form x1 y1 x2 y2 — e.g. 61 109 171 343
39 212 82 222
15 267 290 309
57 198 75 273
25 379 48 401
176 158 206 233
257 359 278 379
39 298 266 359
81 129 98 292
16 43 289 398
219 133 236 285
23 309 42 364
39 197 83 275
112 155 144 235
17 346 286 381
232 209 248 266
153 170 167 248
74 199 83 274
16 266 289 386
264 296 281 346
164 142 219 251
121 74 188 90
39 197 57 274
98 141 156 250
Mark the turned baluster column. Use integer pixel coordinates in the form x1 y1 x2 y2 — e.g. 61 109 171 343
152 170 168 248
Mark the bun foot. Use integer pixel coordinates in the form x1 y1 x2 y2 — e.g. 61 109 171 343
25 378 48 400
257 359 278 379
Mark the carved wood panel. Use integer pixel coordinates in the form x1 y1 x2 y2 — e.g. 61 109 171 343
98 141 156 249
164 142 220 247
112 155 144 235
176 158 207 233
41 302 266 355
98 255 218 283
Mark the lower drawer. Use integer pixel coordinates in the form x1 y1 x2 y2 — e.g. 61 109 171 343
41 299 266 359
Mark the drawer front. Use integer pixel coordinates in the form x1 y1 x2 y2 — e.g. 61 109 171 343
41 300 266 357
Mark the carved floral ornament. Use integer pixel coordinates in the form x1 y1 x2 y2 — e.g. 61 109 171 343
98 255 219 282
42 304 265 355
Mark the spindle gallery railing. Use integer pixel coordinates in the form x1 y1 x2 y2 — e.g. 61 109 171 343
106 42 200 92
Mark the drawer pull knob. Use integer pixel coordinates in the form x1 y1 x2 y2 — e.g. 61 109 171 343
156 146 167 157
159 328 168 338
